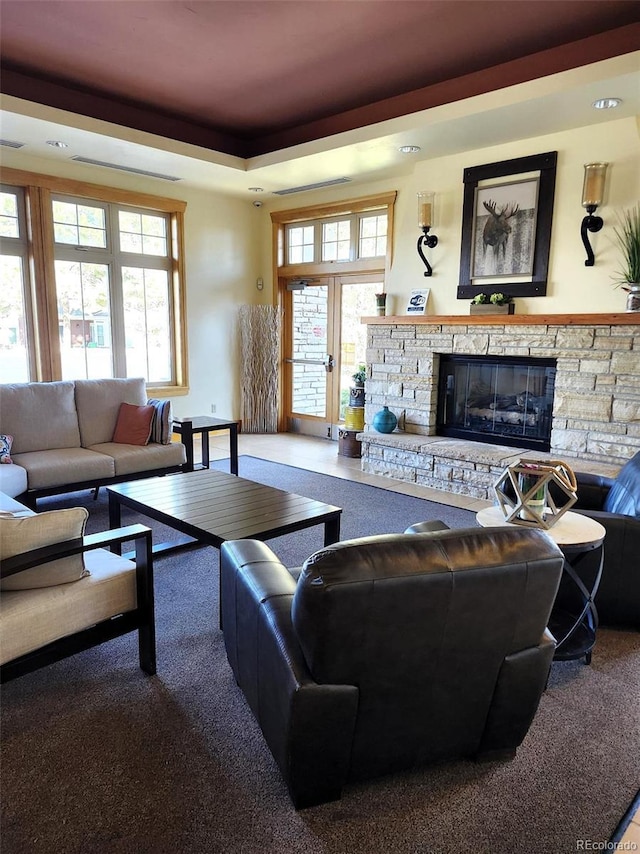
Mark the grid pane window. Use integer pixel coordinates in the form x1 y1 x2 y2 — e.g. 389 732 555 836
359 214 387 258
287 225 314 264
284 209 388 265
0 192 20 238
0 254 30 380
322 219 351 262
52 194 174 384
122 267 171 382
55 260 113 380
119 211 167 256
53 200 107 248
1 187 31 380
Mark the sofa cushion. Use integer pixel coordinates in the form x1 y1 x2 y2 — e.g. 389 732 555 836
87 441 185 476
112 403 154 445
75 377 147 447
0 434 12 463
0 507 89 591
0 548 137 665
0 464 28 499
0 382 81 453
147 399 173 444
11 448 115 490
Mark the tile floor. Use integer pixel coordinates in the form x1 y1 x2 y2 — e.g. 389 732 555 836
196 428 640 842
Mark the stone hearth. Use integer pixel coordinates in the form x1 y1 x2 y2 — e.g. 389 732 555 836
359 313 639 500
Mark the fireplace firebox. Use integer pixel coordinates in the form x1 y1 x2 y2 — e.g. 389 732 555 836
436 354 557 451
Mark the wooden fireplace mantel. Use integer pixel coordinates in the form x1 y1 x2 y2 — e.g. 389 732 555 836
362 313 639 326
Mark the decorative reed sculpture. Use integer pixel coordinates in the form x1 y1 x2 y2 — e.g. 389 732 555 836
239 304 280 433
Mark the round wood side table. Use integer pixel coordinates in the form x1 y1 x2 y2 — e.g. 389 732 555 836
476 507 606 664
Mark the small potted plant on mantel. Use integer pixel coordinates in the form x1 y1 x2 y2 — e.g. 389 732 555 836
470 292 515 315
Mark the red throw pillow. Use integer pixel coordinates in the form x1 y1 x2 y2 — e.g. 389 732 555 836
112 403 155 445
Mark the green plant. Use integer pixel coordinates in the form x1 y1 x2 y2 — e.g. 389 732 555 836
351 363 366 385
489 292 512 305
612 204 640 288
471 292 512 305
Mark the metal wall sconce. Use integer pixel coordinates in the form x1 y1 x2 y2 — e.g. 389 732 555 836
581 162 608 266
417 191 438 276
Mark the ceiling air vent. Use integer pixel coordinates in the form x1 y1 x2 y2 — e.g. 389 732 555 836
274 177 351 195
0 139 26 149
71 156 181 181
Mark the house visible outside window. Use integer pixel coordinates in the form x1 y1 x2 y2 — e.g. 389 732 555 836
0 170 187 391
52 195 173 382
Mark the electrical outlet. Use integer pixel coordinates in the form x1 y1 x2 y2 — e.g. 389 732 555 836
211 404 217 413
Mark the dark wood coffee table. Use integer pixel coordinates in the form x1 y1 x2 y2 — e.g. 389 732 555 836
107 469 342 555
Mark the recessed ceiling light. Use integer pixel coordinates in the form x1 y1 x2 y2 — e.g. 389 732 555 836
398 145 421 154
248 187 264 192
592 98 622 110
46 140 69 148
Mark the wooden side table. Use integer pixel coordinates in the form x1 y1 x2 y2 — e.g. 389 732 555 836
476 507 605 664
172 416 239 475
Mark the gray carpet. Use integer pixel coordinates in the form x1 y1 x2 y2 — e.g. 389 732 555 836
2 457 639 854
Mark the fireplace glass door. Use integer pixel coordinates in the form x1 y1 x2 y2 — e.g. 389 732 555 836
437 354 556 451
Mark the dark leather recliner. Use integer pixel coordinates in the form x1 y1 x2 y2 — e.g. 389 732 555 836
220 526 564 808
571 451 640 629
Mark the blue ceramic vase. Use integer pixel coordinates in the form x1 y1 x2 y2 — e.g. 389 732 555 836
372 405 397 433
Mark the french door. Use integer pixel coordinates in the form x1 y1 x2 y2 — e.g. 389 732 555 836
282 274 383 438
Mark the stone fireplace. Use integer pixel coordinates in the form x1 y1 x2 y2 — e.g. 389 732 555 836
359 313 640 500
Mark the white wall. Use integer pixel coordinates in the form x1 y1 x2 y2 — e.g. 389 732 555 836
260 116 640 316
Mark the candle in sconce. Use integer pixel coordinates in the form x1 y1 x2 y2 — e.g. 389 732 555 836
582 163 608 208
420 203 432 227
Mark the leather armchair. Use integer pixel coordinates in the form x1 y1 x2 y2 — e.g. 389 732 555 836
221 526 563 808
571 451 640 629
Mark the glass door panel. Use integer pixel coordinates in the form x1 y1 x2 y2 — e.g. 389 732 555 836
289 282 333 429
283 274 383 438
338 279 381 420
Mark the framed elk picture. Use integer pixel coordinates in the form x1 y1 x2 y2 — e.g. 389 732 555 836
457 151 557 299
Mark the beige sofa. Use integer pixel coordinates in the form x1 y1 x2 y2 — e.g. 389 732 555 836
0 378 185 506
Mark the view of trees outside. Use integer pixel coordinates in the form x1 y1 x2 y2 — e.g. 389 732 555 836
55 260 113 379
122 267 171 382
0 254 29 382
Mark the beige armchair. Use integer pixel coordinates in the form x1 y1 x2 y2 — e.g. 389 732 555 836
1 521 155 683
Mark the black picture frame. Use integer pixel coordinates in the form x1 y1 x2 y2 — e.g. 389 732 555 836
457 151 557 299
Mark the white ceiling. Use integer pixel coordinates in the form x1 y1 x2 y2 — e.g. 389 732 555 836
1 53 638 199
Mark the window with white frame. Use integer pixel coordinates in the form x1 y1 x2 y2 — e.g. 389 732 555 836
0 170 187 390
285 210 388 265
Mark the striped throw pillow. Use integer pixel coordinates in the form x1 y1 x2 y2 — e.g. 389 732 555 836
147 398 173 445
